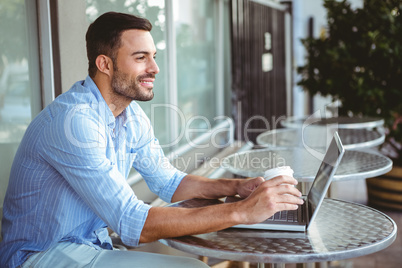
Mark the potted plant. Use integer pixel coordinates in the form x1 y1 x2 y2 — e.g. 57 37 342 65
297 0 402 209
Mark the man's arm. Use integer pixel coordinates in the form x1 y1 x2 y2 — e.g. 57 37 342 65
139 176 303 243
170 174 264 202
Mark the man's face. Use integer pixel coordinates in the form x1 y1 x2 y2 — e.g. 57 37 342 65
111 29 159 101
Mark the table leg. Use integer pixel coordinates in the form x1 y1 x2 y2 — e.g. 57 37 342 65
296 263 315 268
200 256 208 263
316 262 328 268
271 265 285 268
258 263 285 268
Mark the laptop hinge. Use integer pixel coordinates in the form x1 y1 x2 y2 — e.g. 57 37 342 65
304 196 309 225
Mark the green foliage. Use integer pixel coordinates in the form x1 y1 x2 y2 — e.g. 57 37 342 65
298 0 402 161
0 0 28 69
85 0 165 43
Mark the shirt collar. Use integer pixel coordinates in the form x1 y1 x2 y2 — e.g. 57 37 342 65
118 108 129 127
83 75 115 128
83 75 130 129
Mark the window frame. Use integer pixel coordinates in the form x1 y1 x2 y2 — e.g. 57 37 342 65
38 0 57 107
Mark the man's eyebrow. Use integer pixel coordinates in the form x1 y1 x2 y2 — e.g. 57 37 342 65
132 51 157 56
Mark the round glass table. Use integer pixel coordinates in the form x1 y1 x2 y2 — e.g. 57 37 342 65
256 128 385 150
161 198 396 267
221 147 392 182
280 116 384 129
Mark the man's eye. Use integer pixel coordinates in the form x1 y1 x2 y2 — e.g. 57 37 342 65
137 56 145 60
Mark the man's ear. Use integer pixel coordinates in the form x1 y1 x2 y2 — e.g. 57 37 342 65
95 55 113 76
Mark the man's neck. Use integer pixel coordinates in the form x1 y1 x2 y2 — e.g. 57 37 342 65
108 94 132 117
92 74 131 117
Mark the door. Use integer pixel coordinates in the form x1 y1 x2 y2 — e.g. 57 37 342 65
231 0 289 143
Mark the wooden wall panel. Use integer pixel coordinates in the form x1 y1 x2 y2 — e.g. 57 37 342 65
231 0 288 143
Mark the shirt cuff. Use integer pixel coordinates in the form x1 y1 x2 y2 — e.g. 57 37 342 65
158 170 187 203
119 200 152 247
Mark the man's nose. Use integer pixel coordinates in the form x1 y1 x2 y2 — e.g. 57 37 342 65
147 58 159 74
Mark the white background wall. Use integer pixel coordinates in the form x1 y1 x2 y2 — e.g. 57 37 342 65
57 0 89 93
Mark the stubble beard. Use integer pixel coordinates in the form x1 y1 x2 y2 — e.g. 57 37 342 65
111 67 155 102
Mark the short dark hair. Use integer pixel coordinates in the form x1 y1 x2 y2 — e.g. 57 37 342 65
86 12 152 78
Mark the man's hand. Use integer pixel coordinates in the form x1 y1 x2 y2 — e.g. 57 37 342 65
236 177 265 198
140 175 303 243
235 175 303 225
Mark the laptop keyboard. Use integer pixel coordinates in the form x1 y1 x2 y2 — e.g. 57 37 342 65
266 209 299 222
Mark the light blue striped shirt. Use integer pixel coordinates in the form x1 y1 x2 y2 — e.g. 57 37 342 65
0 76 186 267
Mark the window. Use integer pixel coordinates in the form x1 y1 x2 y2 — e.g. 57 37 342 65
174 0 218 145
84 0 230 154
0 0 42 210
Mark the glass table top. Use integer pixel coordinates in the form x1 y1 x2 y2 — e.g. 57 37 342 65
280 116 384 129
256 128 385 150
162 198 396 264
221 147 392 182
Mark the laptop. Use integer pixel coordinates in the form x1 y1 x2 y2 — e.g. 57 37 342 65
227 131 345 232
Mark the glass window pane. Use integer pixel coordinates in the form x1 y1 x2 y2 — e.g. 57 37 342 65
0 0 41 209
174 0 218 143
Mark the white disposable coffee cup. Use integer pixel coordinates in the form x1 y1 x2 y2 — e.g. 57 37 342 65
264 166 294 180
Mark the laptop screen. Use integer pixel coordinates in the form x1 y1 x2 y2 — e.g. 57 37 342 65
306 132 345 227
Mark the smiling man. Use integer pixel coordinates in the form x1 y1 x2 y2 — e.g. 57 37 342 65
0 12 303 268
